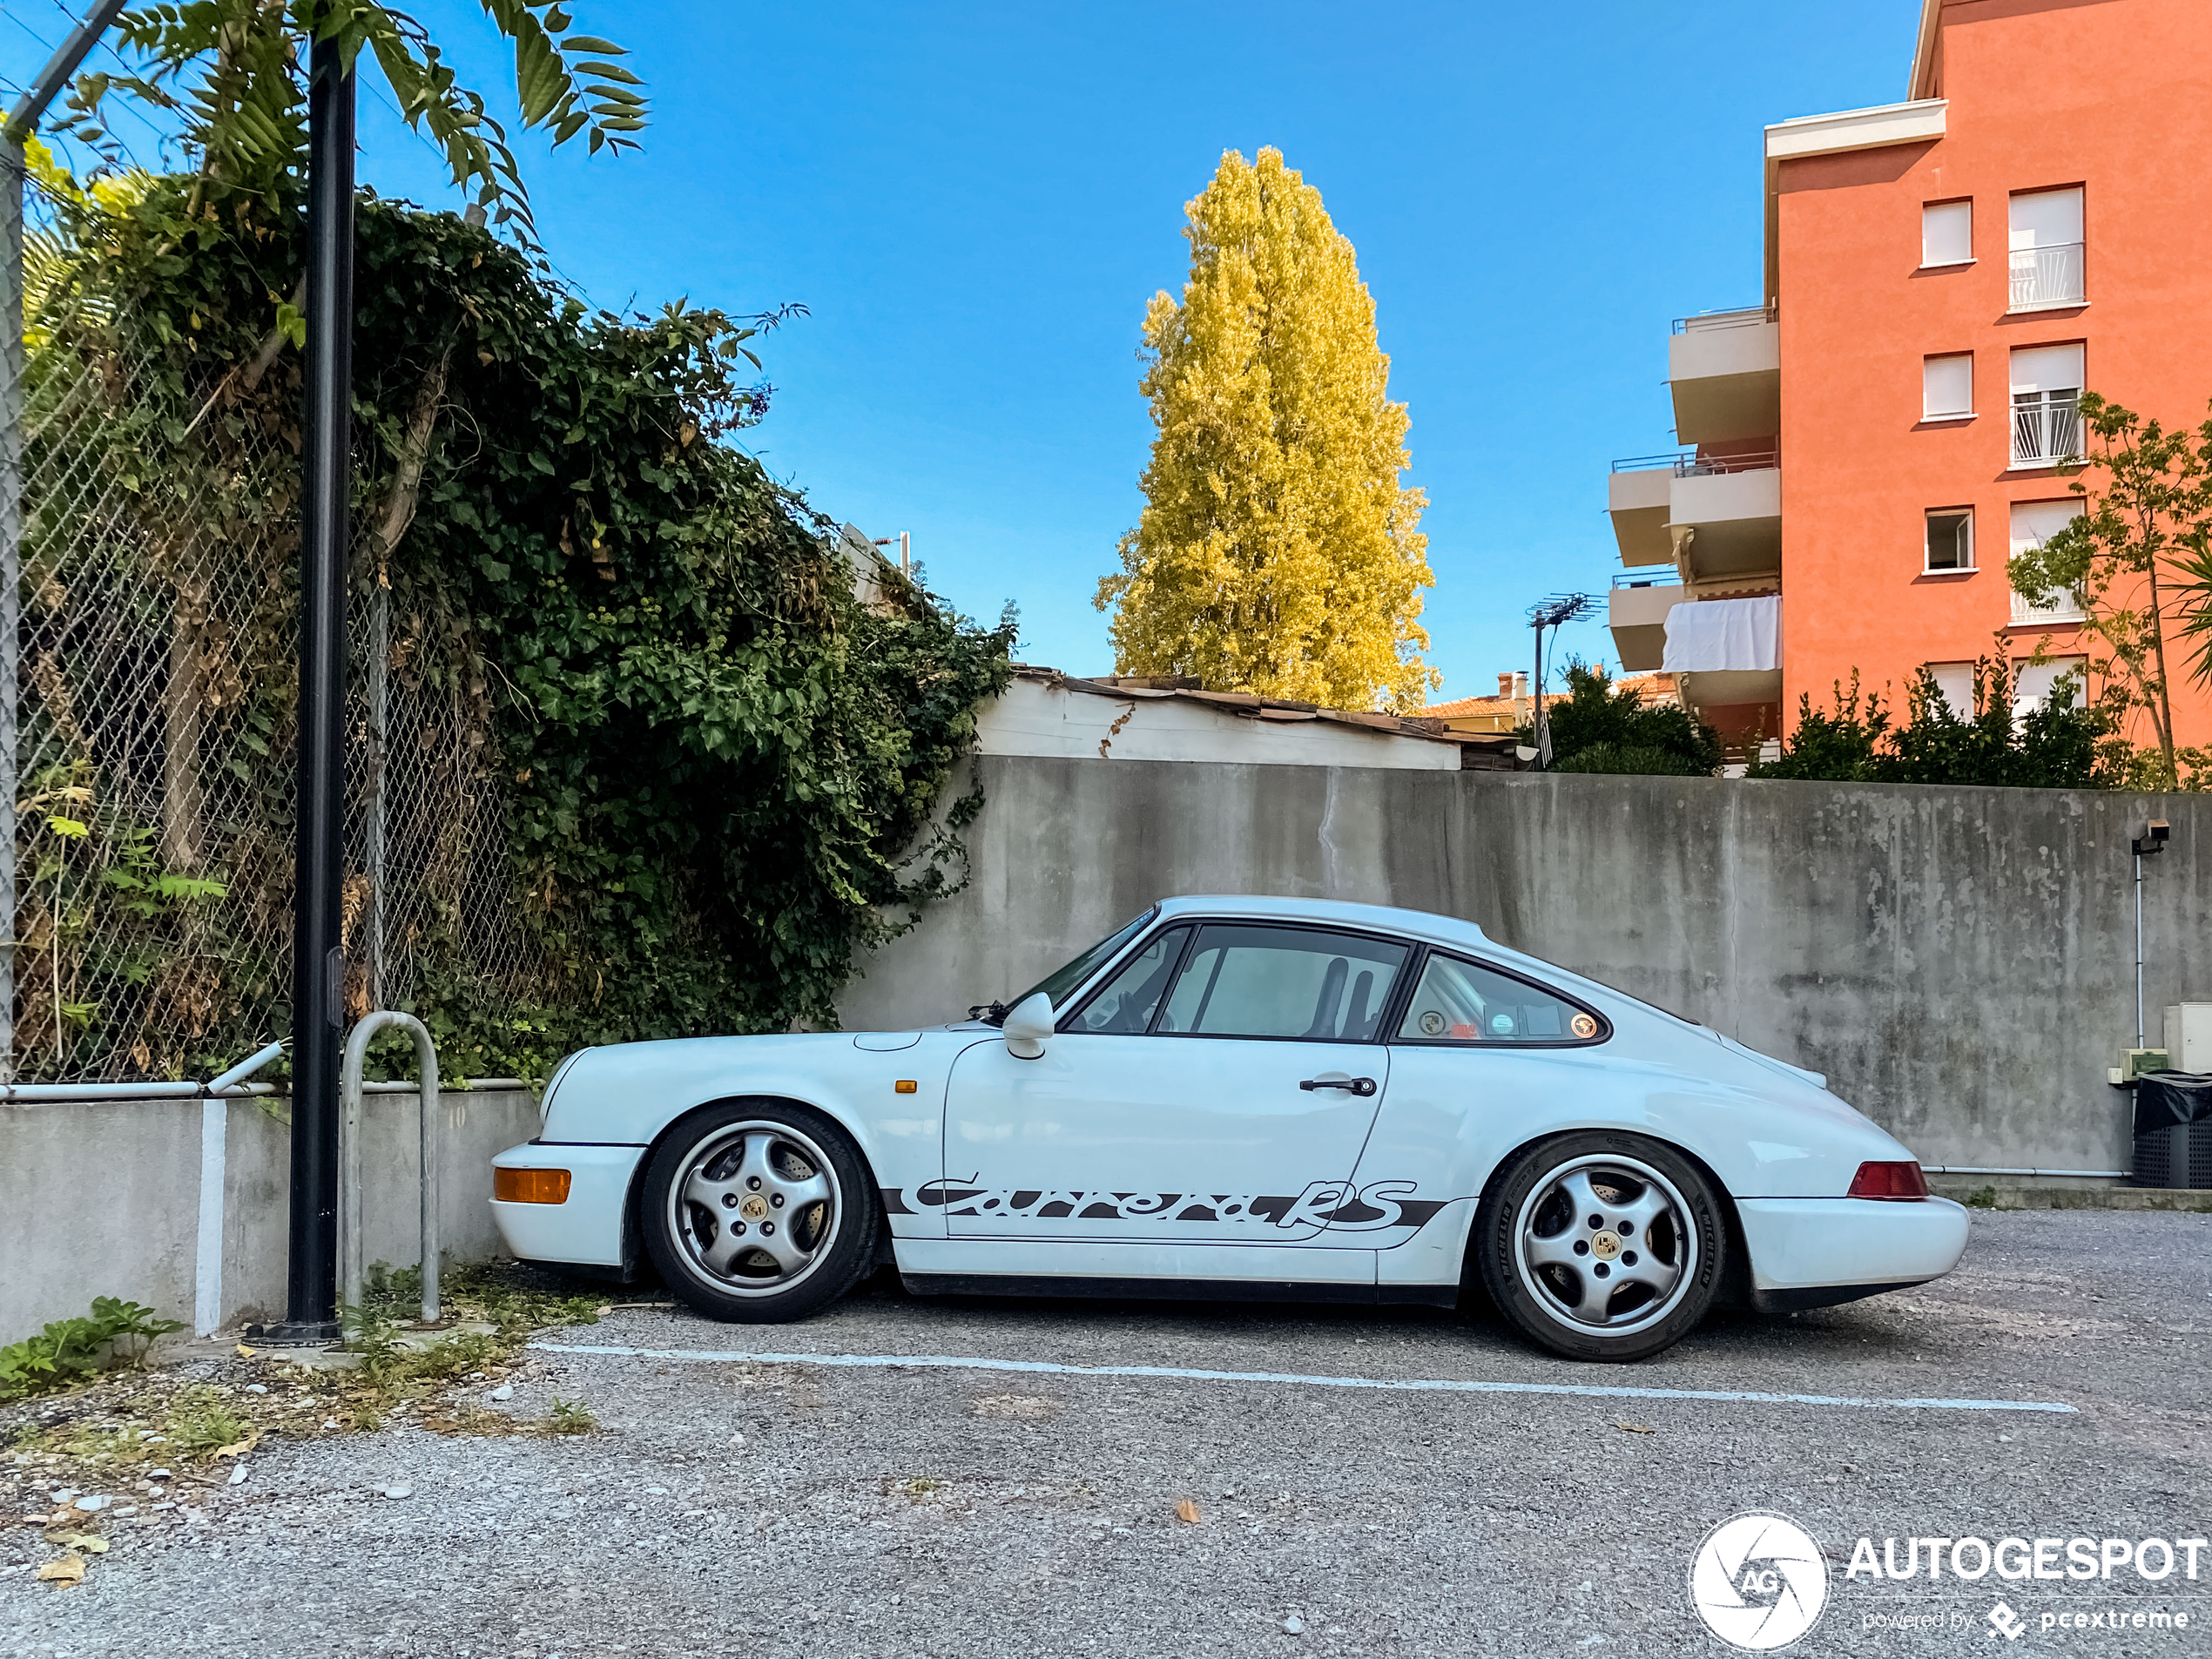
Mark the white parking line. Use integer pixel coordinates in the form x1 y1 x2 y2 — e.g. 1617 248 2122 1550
528 1342 2077 1414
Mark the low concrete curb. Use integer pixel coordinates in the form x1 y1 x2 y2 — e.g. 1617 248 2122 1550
1929 1178 2212 1213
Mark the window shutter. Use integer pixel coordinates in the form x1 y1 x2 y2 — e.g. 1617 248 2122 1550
1926 663 1974 715
1922 200 1973 266
1923 354 1973 417
2009 343 2084 395
2010 499 2081 550
2013 656 2088 717
2008 188 2083 251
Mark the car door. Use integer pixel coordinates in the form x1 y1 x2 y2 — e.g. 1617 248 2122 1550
939 921 1411 1251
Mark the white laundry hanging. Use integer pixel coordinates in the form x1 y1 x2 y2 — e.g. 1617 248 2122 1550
1661 596 1779 673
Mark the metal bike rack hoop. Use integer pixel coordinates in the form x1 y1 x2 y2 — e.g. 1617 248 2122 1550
338 1010 442 1325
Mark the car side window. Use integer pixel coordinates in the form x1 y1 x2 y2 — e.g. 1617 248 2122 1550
1066 927 1189 1035
1157 924 1408 1041
1395 953 1605 1045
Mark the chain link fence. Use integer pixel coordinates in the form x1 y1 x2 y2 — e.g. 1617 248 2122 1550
3 163 534 1083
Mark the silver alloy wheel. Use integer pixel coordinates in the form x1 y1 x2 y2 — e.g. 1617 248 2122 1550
1511 1153 1697 1336
664 1119 842 1298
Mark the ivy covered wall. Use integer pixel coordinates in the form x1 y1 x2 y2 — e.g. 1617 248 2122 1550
25 170 1012 1082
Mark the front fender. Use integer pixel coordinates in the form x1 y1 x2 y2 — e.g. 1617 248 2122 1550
536 1029 998 1231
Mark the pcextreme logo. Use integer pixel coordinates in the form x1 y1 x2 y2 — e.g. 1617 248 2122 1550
1689 1511 1831 1651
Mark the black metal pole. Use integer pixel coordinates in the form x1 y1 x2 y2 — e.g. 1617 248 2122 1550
1532 623 1547 770
269 34 354 1343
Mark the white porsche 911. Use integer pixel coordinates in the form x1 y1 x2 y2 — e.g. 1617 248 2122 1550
490 895 1968 1361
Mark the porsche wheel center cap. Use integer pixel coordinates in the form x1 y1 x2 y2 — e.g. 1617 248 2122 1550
739 1194 770 1222
1591 1230 1622 1260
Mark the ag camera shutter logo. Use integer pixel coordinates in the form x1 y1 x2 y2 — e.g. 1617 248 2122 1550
1689 1511 1831 1650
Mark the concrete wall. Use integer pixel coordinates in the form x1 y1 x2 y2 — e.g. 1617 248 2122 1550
839 758 2212 1177
0 1086 538 1342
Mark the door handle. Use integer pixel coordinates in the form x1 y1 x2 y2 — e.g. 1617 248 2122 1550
1299 1076 1378 1096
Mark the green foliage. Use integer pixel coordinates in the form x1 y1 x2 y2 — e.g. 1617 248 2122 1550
543 1397 597 1434
37 172 1014 1079
0 1298 185 1403
358 1259 603 1339
59 1 648 246
2007 391 2212 787
1525 664 1721 777
1750 655 2124 788
1552 742 1711 778
161 1384 251 1454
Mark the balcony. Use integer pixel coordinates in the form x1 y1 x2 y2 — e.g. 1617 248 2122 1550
2011 585 2086 627
1661 593 1783 717
1608 576 1684 671
1608 449 1782 578
1669 306 1780 445
2009 242 2085 311
2011 395 2083 469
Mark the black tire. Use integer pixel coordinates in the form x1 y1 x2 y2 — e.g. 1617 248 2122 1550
641 1098 880 1325
1473 1130 1726 1363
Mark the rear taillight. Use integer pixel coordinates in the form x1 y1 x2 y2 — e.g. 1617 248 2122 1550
1847 1160 1929 1200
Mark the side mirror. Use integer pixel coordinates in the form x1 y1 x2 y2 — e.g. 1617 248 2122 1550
1001 992 1055 1061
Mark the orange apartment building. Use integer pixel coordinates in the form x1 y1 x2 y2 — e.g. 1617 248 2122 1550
1605 0 2212 755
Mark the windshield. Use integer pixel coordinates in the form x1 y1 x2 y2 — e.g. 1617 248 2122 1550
982 907 1157 1024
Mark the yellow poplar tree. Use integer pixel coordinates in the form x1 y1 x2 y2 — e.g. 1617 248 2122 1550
1096 146 1437 711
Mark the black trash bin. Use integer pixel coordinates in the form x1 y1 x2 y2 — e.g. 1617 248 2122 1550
2132 1072 2212 1189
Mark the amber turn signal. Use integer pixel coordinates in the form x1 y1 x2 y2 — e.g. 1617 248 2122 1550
494 1167 571 1204
894 1079 919 1095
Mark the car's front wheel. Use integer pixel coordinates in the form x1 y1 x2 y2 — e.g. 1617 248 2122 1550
1474 1132 1725 1362
642 1100 880 1324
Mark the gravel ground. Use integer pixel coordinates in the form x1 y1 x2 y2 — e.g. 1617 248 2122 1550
5 1208 2210 1658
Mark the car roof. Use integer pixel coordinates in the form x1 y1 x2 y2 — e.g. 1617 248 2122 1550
1145 894 1677 1034
1153 894 1491 953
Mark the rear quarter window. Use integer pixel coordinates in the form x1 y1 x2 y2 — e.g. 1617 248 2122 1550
1394 953 1609 1046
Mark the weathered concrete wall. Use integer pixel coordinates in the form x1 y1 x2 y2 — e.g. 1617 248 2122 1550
0 1087 538 1341
839 758 2212 1176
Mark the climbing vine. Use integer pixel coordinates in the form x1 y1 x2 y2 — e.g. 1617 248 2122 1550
30 170 1012 1080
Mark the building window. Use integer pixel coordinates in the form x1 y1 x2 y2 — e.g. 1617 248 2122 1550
2009 187 2085 309
1922 199 1973 267
2010 343 2084 466
2013 656 2089 718
1922 354 1973 420
1926 662 1976 715
2009 500 2087 623
1925 509 1974 571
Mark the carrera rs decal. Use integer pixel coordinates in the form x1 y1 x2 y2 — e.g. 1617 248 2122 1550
880 1178 1452 1234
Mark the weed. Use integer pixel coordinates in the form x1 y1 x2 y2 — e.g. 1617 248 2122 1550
1964 1185 2000 1210
359 1260 604 1340
543 1398 596 1436
0 1298 185 1403
164 1386 249 1457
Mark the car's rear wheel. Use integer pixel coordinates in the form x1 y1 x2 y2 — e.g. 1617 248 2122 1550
642 1100 880 1324
1474 1132 1725 1362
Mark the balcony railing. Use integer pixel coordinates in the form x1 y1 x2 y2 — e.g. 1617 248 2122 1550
1611 448 1779 478
2011 585 2087 627
2011 395 2083 467
2009 242 2086 309
1670 305 1776 335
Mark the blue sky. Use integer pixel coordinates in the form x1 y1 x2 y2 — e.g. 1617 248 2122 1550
8 0 1923 701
